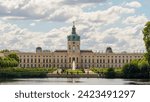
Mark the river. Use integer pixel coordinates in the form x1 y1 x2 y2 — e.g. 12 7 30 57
0 78 150 85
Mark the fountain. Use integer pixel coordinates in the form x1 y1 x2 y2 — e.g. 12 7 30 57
72 60 76 70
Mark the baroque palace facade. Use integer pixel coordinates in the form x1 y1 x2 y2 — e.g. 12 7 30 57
3 24 143 68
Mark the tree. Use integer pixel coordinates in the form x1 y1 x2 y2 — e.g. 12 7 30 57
8 53 19 63
143 21 150 65
122 63 140 78
0 56 19 68
105 68 116 78
131 59 139 65
138 59 150 78
0 57 2 68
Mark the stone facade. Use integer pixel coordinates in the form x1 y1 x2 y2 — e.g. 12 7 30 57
4 24 144 68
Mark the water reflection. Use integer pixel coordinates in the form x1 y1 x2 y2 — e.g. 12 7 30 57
125 79 150 85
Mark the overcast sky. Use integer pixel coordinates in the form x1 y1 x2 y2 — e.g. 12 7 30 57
0 0 149 52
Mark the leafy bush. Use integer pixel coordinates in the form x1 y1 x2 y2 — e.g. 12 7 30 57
0 53 19 68
0 68 56 78
105 68 116 78
122 58 150 78
65 69 84 74
122 63 140 78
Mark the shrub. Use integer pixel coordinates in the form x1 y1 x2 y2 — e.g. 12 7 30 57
122 63 140 78
105 68 116 78
0 68 56 78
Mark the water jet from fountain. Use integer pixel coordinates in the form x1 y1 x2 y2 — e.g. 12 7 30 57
72 61 75 70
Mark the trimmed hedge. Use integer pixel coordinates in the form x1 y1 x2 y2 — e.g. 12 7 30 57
0 68 57 78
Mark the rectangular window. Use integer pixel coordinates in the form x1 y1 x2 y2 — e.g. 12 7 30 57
115 59 117 63
119 59 121 63
69 58 71 63
122 59 124 63
65 59 67 63
27 59 29 63
81 59 83 63
126 59 128 63
103 59 105 63
31 59 33 63
100 59 102 63
43 59 45 63
108 59 109 63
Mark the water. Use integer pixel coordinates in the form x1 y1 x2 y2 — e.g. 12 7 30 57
0 78 150 85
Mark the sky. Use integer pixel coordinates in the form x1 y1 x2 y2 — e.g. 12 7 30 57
0 0 149 52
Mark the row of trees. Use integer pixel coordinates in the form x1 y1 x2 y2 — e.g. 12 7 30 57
103 58 150 78
122 59 150 78
0 53 19 68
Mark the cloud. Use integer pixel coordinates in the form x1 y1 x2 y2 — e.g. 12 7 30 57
62 0 107 5
0 21 71 51
0 0 135 23
102 35 118 44
126 1 142 8
123 15 148 25
0 0 147 52
71 6 135 28
30 23 36 26
0 0 106 21
0 0 62 20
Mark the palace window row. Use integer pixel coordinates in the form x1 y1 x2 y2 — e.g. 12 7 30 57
20 57 142 64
